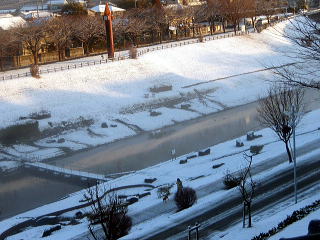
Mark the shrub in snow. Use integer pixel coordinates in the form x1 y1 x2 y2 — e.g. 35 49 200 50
181 104 191 110
174 187 197 211
42 225 61 237
236 139 244 147
0 120 40 145
179 159 187 164
69 218 80 225
223 172 241 189
186 154 197 159
101 122 108 128
57 138 65 143
250 145 264 155
75 211 83 219
150 111 161 117
247 131 262 141
29 110 51 120
149 85 172 93
138 192 151 198
144 178 157 183
126 196 139 205
212 163 224 169
199 35 204 42
30 64 40 78
198 148 210 156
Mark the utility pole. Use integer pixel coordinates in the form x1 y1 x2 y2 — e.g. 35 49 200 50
291 105 297 204
285 105 298 204
37 0 39 18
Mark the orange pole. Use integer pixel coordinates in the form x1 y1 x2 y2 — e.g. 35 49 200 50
103 2 115 58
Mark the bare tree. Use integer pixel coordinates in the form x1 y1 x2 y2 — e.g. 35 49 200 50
13 20 48 65
221 0 248 33
72 16 105 55
206 0 223 34
245 0 258 29
257 86 305 163
238 153 255 228
0 29 19 71
144 2 167 44
85 184 132 240
47 16 73 61
273 14 320 90
61 2 88 15
122 9 148 47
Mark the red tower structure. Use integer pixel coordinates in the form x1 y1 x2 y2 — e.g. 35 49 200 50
103 1 115 58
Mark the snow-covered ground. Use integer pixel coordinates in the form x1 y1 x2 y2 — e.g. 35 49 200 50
1 107 319 240
0 19 302 170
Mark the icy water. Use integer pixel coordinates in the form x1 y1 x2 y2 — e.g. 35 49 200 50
0 170 83 221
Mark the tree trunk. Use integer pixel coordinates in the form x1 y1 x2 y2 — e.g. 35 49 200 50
248 201 252 228
285 141 293 163
32 50 38 65
242 202 246 228
58 49 62 61
251 17 255 29
0 56 3 71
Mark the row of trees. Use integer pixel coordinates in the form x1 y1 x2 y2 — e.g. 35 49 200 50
0 0 286 69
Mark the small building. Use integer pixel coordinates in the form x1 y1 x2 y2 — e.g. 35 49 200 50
0 14 26 30
21 11 54 20
89 4 125 17
20 4 49 12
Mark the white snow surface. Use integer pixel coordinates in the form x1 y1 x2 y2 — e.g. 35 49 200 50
0 20 293 130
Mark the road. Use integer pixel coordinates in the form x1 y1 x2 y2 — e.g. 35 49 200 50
138 152 320 240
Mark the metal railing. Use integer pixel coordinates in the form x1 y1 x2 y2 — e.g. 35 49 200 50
0 30 251 81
